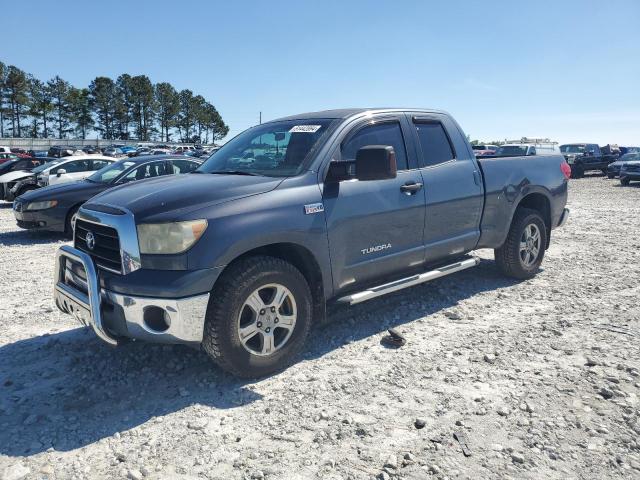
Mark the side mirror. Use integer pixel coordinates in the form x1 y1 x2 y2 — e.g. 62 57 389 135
355 145 397 181
56 169 66 177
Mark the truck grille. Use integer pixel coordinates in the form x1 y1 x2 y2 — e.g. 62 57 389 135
75 219 122 273
626 164 640 172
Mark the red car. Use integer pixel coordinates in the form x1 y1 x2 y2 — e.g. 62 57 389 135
0 153 20 165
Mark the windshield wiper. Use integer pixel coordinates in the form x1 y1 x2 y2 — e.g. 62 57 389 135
206 170 261 176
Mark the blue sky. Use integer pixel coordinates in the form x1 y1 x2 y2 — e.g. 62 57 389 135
3 0 640 145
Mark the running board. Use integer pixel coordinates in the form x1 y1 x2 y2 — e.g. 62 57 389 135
337 256 481 305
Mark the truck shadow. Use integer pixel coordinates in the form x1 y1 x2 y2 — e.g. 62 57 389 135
0 329 262 456
310 258 518 359
0 259 516 457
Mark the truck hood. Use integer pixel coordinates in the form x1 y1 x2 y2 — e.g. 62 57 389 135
0 170 32 184
88 173 284 221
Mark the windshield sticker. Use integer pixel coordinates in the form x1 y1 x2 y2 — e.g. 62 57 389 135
289 125 322 133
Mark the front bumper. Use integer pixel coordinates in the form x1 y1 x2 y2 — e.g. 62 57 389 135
54 245 210 345
13 202 66 231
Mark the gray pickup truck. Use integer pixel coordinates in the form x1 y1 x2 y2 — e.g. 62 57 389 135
53 108 570 377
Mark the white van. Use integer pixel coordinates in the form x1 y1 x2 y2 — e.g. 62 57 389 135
495 138 559 156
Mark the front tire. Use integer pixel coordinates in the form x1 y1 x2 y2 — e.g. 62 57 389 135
202 256 313 378
494 208 547 280
65 205 81 238
621 177 631 186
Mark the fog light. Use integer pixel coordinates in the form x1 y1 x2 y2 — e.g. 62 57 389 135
143 306 171 332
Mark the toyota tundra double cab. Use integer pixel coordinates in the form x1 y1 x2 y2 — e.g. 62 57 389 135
53 108 570 377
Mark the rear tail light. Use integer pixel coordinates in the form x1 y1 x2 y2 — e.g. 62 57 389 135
560 162 571 179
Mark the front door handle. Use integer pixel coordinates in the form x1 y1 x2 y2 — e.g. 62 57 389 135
400 182 423 194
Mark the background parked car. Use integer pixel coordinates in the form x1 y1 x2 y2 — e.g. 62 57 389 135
0 158 62 201
472 144 498 156
607 152 640 178
560 143 615 178
14 155 201 236
0 158 47 199
0 153 20 164
620 159 640 186
37 156 114 187
47 145 81 158
103 147 126 157
0 146 11 154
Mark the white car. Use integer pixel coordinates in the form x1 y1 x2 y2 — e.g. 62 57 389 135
37 155 115 187
0 146 11 154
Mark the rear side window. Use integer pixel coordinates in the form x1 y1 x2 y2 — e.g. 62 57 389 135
414 122 455 167
171 160 199 173
341 122 408 170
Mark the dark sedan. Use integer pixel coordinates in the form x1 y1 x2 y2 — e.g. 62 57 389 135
14 155 201 236
608 152 640 178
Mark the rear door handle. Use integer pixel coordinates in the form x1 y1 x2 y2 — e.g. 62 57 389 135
400 182 423 194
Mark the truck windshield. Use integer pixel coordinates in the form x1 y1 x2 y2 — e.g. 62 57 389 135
495 146 528 156
560 145 586 153
198 119 336 177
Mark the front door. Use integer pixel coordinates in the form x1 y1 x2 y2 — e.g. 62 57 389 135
323 116 426 293
49 159 92 185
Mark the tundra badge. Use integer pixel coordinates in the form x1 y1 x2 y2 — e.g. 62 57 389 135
304 203 324 215
361 244 392 255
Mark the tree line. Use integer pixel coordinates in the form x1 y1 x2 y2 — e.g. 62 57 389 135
0 61 229 144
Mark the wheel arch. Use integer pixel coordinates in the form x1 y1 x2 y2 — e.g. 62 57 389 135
513 192 552 249
220 242 327 324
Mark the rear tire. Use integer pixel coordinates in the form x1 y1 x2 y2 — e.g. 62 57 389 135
607 174 615 179
494 208 547 280
570 165 584 179
202 255 313 378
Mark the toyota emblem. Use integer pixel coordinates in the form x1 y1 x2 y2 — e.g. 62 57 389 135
85 231 96 250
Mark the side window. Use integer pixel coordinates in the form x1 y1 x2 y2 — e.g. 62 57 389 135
413 122 455 167
341 122 408 170
121 162 167 182
171 160 199 173
91 160 110 170
57 160 90 173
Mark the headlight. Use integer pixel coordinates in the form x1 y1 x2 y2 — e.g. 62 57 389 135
25 200 58 211
137 219 208 254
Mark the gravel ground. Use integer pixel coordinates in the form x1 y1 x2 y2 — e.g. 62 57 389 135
1 176 640 480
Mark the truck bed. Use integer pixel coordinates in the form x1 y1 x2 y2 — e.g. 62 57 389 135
475 154 569 249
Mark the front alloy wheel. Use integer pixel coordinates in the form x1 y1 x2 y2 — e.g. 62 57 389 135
202 255 313 378
238 284 297 356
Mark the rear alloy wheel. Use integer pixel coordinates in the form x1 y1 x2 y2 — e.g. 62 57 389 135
495 208 547 280
202 256 312 378
519 224 542 268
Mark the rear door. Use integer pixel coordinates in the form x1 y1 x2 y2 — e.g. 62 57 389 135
323 114 426 292
408 114 484 263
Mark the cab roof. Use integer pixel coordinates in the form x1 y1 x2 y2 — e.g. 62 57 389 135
270 108 448 123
